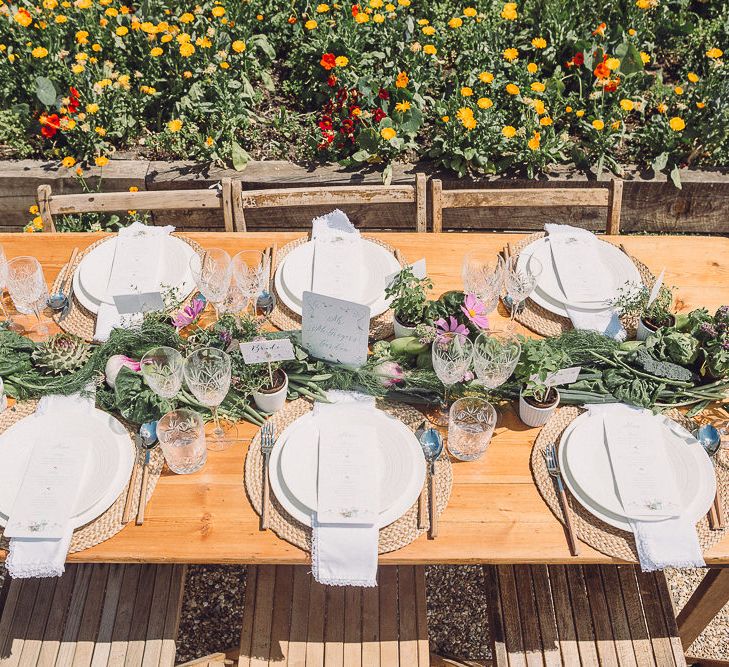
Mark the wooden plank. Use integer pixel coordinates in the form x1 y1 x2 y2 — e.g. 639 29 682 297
139 565 174 667
71 564 110 667
378 567 399 667
17 577 58 666
599 565 638 667
238 566 258 667
483 567 508 667
269 565 294 665
495 566 526 667
249 565 276 667
414 567 429 667
49 189 222 215
529 565 561 667
565 566 600 665
90 563 126 667
56 563 95 666
343 587 362 667
415 173 427 233
324 585 346 667
158 564 186 667
677 568 729 650
106 564 142 667
0 577 41 667
441 187 611 209
238 186 415 209
361 582 380 667
546 566 581 665
397 566 420 667
617 565 657 667
511 565 543 667
583 564 620 667
286 567 311 667
607 178 624 235
654 572 687 667
305 578 327 667
431 179 443 233
37 565 80 667
637 570 681 666
123 564 157 665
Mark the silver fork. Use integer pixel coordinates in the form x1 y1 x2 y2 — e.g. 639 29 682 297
543 443 579 556
260 422 275 531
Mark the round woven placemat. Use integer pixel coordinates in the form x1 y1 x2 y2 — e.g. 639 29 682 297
0 401 164 554
244 398 452 554
531 406 729 561
51 234 204 342
268 236 405 341
505 232 655 338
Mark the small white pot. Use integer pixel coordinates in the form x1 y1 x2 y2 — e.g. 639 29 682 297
636 318 655 341
393 315 417 338
519 389 560 428
253 371 288 414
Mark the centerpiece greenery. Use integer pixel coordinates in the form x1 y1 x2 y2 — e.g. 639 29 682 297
613 281 676 336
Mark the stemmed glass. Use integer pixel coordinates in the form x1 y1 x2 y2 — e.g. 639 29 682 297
473 329 522 422
183 346 235 451
431 335 473 426
232 251 268 315
6 256 48 336
462 252 504 313
190 249 232 322
140 346 184 400
504 255 543 321
0 245 16 329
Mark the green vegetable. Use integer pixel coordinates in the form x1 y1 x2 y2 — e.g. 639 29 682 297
113 366 173 424
645 329 699 365
628 348 694 382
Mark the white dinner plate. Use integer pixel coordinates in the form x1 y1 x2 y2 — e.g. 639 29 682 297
72 235 197 314
274 239 401 317
558 411 715 531
0 407 135 530
269 405 425 528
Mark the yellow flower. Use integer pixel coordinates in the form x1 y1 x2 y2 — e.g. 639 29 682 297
380 127 397 140
105 7 118 15
575 110 585 118
539 116 552 126
92 43 102 52
150 47 163 56
335 55 349 67
61 156 76 168
606 57 620 71
395 101 411 112
95 156 109 167
71 63 85 74
565 106 572 113
168 119 183 132
141 21 158 33
620 99 634 111
316 3 330 12
505 83 520 95
502 125 516 138
640 51 650 64
76 0 92 8
179 12 194 23
418 19 429 25
479 71 494 84
183 71 192 79
674 86 683 95
531 37 546 49
373 14 385 23
696 101 705 109
477 97 492 109
161 33 172 43
95 126 106 136
687 72 699 83
179 42 195 57
464 7 477 17
195 36 212 48
423 44 437 55
527 131 541 150
44 0 58 7
611 120 621 130
532 99 545 115
706 48 723 59
76 52 88 61
129 186 139 192
397 0 410 6
76 30 89 44
441 116 450 122
211 6 225 17
503 48 519 61
527 62 538 74
669 116 685 131
657 103 667 114
355 12 369 22
500 2 517 20
628 28 636 36
86 102 99 113
370 0 383 8
28 205 39 215
636 0 655 8
205 136 214 146
14 10 33 27
461 86 473 97
530 82 545 93
422 26 435 35
55 15 68 23
456 107 476 130
305 20 317 29
592 119 605 130
116 26 129 36
448 17 463 28
396 71 409 88
220 61 229 69
32 46 48 58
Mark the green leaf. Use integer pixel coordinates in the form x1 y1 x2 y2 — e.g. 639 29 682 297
652 151 669 172
231 141 251 171
615 42 643 75
670 165 682 189
35 77 57 107
351 149 370 162
249 34 275 60
260 71 275 91
382 163 393 186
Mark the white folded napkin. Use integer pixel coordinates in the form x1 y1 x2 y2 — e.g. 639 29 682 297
94 222 174 342
545 224 626 340
587 403 705 571
311 391 379 587
6 392 95 579
311 210 365 302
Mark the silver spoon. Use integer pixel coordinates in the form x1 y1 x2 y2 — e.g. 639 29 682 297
694 424 722 458
419 428 444 538
256 290 276 317
48 247 79 314
135 421 159 526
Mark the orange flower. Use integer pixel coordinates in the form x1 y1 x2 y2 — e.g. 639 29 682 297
594 60 610 80
320 53 336 70
592 22 606 36
395 71 409 88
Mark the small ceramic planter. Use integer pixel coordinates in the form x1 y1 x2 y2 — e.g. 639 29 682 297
636 314 675 341
519 388 560 428
253 370 288 414
393 315 417 338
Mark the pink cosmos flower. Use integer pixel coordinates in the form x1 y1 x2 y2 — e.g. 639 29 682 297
435 316 469 345
171 295 206 330
461 293 490 329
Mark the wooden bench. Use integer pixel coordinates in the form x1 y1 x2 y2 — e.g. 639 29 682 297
0 563 186 666
486 564 686 666
236 565 429 666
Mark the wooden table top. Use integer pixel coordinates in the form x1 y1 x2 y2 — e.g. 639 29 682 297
1 231 728 565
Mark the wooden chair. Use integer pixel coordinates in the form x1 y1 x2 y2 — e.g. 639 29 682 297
0 563 187 666
430 178 623 234
36 180 234 232
230 173 427 232
486 564 686 666
235 565 429 666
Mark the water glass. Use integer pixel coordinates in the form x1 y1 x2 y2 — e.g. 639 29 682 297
462 252 504 313
157 408 207 474
431 335 473 425
232 250 268 312
505 255 543 320
190 249 232 320
448 397 497 461
6 256 48 335
140 346 184 399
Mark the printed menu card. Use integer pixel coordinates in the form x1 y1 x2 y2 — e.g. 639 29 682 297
549 233 613 303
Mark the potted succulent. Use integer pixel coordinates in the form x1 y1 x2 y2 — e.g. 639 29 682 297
515 342 566 427
613 283 675 341
385 266 433 337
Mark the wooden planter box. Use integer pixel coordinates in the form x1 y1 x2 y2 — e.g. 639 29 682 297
1 158 727 234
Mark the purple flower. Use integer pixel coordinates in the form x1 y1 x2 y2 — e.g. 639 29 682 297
171 295 206 330
435 316 469 345
462 370 475 382
700 322 718 339
373 360 405 387
461 293 490 330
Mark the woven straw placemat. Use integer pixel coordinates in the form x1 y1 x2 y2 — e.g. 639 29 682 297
269 236 405 341
244 398 452 554
51 234 204 342
531 406 729 561
505 232 655 338
0 401 164 555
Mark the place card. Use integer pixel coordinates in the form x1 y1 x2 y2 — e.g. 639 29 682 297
647 269 665 306
4 438 90 539
386 258 427 287
240 338 295 364
301 292 370 368
113 291 165 315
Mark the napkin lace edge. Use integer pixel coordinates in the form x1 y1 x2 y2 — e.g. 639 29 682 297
310 524 378 588
5 551 66 579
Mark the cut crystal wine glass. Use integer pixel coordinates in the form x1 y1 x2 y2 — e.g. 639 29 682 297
140 346 184 400
462 252 504 313
190 249 232 321
6 256 48 336
505 255 543 321
431 335 473 426
232 250 268 314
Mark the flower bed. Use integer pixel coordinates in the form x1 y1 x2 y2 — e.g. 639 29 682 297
0 0 726 186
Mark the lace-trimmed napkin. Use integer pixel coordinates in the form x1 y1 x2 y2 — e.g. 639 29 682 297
311 391 379 587
5 392 95 578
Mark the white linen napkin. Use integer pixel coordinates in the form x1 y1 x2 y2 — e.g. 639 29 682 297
93 222 174 342
311 391 379 587
586 403 705 571
545 224 626 341
311 210 365 302
5 391 95 579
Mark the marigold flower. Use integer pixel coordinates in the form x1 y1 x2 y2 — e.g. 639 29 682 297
687 72 699 83
441 116 450 122
636 0 656 8
76 30 89 44
180 12 194 23
305 19 318 29
531 37 546 49
92 43 102 52
335 56 349 67
32 46 48 58
530 82 545 93
448 17 462 28
565 106 572 113
592 119 605 130
674 86 683 95
456 107 476 130
669 116 685 131
94 126 106 136
380 127 396 140
61 156 76 168
477 97 492 109
211 6 225 17
422 26 435 35
464 7 477 17
532 99 545 114
706 48 723 59
316 3 330 12
320 53 336 70
527 62 538 74
527 131 540 150
696 101 705 109
179 42 195 56
500 2 517 20
539 116 552 126
396 71 409 88
505 83 520 95
619 99 634 111
460 86 473 97
55 15 68 23
657 103 667 114
503 48 519 61
611 120 621 130
86 102 99 113
575 110 585 117
371 0 384 8
395 101 411 112
398 0 410 6
640 51 650 64
606 57 620 71
116 26 128 36
594 61 610 80
593 22 606 36
14 9 33 27
423 44 437 55
95 156 109 167
150 47 163 56
373 13 385 22
479 71 494 84
355 12 369 22
167 119 183 132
